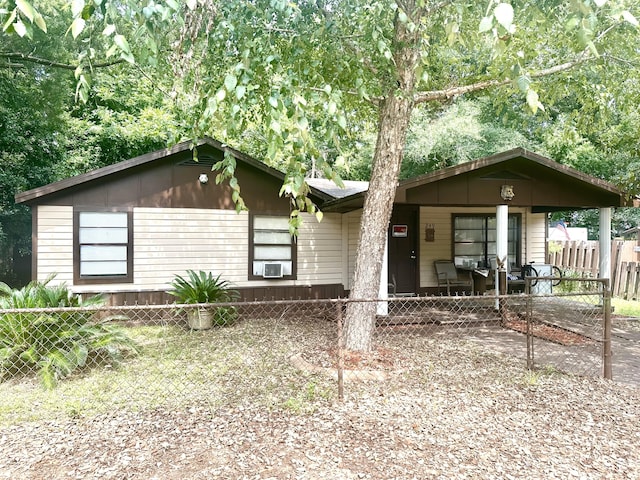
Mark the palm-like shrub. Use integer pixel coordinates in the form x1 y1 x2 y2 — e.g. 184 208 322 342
168 270 239 327
0 276 139 389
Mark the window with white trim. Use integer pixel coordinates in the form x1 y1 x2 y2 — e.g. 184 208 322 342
74 210 133 284
250 215 295 279
453 214 521 269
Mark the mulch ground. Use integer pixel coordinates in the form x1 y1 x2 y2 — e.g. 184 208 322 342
503 319 595 346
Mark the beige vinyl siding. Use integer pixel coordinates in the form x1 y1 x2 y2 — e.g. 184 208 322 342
344 210 362 291
527 212 547 263
36 205 74 284
71 207 345 293
297 213 343 284
133 208 248 289
419 206 541 288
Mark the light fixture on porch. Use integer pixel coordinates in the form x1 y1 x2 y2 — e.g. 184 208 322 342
500 184 515 201
199 173 209 184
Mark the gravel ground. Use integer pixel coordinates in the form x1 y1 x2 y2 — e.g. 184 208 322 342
1 336 639 480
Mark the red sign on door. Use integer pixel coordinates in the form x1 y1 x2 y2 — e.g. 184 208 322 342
392 225 408 237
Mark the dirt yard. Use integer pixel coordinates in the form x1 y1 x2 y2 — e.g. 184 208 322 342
1 336 639 479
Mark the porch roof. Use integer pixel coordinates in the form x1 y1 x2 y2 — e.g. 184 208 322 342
323 148 634 213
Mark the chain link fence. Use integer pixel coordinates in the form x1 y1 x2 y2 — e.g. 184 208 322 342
523 276 612 380
0 281 620 422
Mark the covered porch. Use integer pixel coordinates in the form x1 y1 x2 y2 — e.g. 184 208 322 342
324 148 634 299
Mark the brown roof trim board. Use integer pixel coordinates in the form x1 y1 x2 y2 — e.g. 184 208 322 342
15 137 334 205
323 147 634 212
397 147 623 195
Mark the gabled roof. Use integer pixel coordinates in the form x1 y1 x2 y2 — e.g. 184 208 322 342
397 147 622 195
15 144 634 211
322 147 633 212
15 137 334 205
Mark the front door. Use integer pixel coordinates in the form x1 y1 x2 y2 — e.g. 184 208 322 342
388 205 418 294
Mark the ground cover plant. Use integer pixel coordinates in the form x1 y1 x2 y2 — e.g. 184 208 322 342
0 277 139 389
0 313 336 425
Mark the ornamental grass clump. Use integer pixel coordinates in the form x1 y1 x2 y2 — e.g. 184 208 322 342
168 270 240 328
0 276 139 389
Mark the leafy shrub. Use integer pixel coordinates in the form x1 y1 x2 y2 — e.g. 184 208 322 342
168 270 239 304
168 270 240 328
0 276 139 389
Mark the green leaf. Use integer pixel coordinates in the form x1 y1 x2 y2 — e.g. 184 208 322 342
479 16 493 33
224 74 238 92
113 34 130 53
494 3 514 30
102 24 116 36
2 10 17 32
71 344 89 368
71 0 84 17
315 211 323 222
236 85 246 99
565 16 579 31
622 11 639 27
15 0 35 22
70 17 85 39
586 40 599 57
516 75 531 93
526 88 544 114
120 51 136 64
270 119 281 134
34 12 46 32
186 0 197 9
13 20 27 37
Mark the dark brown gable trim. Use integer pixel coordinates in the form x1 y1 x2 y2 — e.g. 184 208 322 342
73 207 134 285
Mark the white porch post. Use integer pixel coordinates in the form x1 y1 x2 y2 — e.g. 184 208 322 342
599 207 612 282
495 204 509 296
377 235 389 315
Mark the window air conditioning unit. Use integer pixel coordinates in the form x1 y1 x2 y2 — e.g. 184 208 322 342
263 262 283 279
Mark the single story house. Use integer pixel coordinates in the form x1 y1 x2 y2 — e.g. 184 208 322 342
15 138 634 304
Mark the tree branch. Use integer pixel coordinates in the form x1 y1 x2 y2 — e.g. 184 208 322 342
0 52 125 71
413 56 591 104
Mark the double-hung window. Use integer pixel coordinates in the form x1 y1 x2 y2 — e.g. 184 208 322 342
250 215 296 279
74 209 133 284
453 214 521 269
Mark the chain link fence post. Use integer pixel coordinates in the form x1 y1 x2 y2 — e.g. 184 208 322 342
525 278 534 370
336 299 344 401
603 281 613 380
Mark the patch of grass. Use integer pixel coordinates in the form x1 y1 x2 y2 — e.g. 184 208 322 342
522 364 559 386
0 318 337 425
611 298 640 318
283 380 333 414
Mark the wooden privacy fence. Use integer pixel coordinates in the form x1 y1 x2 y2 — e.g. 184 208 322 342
548 240 640 300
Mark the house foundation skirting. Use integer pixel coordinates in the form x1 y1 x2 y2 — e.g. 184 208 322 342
76 284 346 306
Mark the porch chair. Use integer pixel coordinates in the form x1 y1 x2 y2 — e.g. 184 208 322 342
434 260 474 295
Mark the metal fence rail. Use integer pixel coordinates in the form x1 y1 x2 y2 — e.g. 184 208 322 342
0 285 618 421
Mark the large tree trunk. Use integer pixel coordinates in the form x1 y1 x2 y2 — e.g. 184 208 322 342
344 7 421 351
